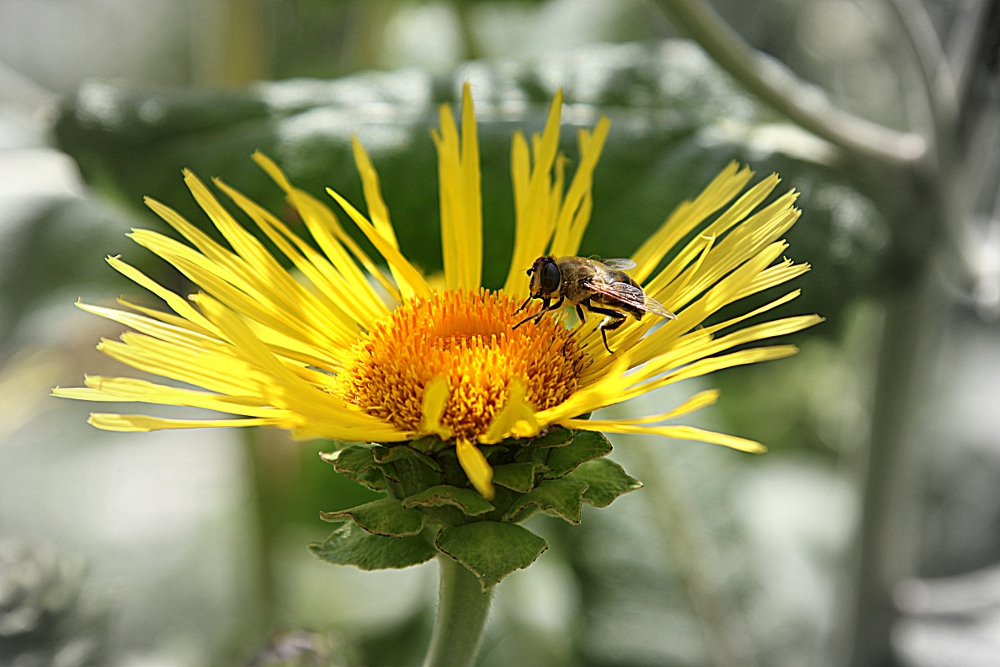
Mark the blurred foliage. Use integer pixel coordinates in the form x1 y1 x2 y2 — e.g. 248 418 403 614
0 198 134 348
0 541 111 667
248 629 358 666
51 40 927 339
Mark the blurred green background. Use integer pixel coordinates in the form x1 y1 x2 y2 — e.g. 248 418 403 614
1 1 998 666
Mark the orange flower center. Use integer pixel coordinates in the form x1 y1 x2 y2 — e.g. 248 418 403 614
335 289 585 441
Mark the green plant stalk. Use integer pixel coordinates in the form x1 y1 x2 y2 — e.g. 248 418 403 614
422 554 493 667
654 0 927 166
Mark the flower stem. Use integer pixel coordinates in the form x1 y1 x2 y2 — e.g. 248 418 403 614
653 0 927 166
422 555 492 667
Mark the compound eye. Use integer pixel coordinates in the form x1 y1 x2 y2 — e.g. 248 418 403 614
539 259 561 294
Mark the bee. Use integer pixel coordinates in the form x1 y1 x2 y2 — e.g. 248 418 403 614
513 255 676 352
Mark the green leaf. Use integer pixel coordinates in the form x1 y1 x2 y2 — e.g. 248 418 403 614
321 498 426 537
435 522 549 590
491 463 542 493
310 522 436 570
324 445 387 491
566 458 643 508
503 477 590 524
545 430 613 478
402 485 494 516
525 427 575 448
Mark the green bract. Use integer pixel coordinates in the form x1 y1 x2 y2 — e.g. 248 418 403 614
311 429 641 591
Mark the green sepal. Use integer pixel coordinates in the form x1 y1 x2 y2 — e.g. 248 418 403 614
524 427 575 448
373 444 442 472
356 469 388 492
477 445 505 461
491 463 543 493
407 504 474 527
478 484 524 523
310 522 437 570
402 485 494 517
503 476 590 524
408 435 451 454
373 445 445 497
324 445 374 472
320 498 427 537
435 522 549 591
514 446 550 465
566 458 642 507
322 445 387 492
436 449 469 488
544 430 613 478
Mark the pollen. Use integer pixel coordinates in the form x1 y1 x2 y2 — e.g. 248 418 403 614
335 289 586 442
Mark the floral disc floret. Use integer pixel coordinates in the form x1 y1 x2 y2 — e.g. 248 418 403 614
335 289 585 443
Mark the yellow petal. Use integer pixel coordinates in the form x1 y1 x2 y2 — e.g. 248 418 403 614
630 162 756 284
433 83 483 290
106 256 217 333
129 230 357 351
559 390 722 434
214 177 387 327
481 377 539 443
620 345 802 403
699 289 803 337
76 302 223 353
549 118 610 257
252 151 400 308
662 197 801 311
534 354 632 425
351 136 418 300
601 425 767 454
459 84 483 289
616 389 721 423
510 131 530 217
572 422 766 454
326 188 433 299
503 89 565 295
419 375 453 439
55 376 286 419
88 413 283 432
98 334 266 397
456 437 495 500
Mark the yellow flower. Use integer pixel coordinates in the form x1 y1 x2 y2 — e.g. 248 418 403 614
54 85 821 500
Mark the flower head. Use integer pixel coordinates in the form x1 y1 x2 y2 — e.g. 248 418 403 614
55 84 821 501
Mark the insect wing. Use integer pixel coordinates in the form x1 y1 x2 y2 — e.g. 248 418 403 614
639 293 677 319
587 280 676 319
598 258 638 270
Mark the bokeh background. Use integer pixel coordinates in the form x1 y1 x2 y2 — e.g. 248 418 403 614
1 0 998 666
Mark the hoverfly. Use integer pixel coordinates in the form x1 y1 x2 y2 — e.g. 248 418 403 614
513 255 676 352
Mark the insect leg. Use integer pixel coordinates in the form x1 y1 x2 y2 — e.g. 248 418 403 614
575 304 587 327
534 295 564 324
513 298 550 329
514 296 532 314
586 303 627 353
